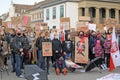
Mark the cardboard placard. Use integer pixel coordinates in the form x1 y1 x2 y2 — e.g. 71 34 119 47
0 19 2 26
35 22 48 37
105 18 118 28
96 24 104 32
5 28 14 33
35 22 48 30
77 26 88 32
11 16 23 25
79 16 91 21
11 16 31 27
75 36 89 64
2 22 8 27
88 23 96 31
42 42 52 56
77 22 87 27
60 17 70 30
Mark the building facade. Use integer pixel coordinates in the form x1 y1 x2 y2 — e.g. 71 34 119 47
6 1 33 21
78 0 120 24
27 2 44 24
43 0 79 29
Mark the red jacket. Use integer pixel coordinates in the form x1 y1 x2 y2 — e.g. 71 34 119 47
94 45 103 57
104 40 111 54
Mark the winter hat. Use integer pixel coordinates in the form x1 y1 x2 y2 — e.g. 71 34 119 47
96 40 101 46
107 35 111 40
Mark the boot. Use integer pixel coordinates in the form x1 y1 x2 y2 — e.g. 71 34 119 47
56 68 60 75
63 68 67 75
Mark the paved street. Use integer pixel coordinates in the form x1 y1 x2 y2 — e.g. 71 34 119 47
1 60 120 80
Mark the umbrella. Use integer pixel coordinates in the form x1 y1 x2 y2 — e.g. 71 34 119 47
85 57 104 72
24 65 48 80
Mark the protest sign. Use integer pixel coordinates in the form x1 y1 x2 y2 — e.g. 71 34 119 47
7 21 12 28
2 22 7 27
88 23 96 31
60 17 70 30
11 16 31 27
77 26 88 32
105 18 117 28
75 36 89 64
42 42 52 56
35 22 48 37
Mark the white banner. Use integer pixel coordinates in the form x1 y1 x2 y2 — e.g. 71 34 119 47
88 23 96 31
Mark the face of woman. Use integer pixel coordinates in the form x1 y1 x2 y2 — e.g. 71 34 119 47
79 32 84 36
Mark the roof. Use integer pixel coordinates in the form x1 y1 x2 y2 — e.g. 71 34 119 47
0 12 9 21
27 0 120 11
99 0 120 3
27 1 45 11
42 0 79 8
28 0 79 10
13 4 33 14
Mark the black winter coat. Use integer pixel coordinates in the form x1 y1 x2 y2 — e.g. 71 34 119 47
62 40 73 53
12 36 24 54
21 36 30 51
36 37 44 50
52 39 62 60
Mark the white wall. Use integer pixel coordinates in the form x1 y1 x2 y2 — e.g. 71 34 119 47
44 3 66 29
44 2 78 29
66 2 78 28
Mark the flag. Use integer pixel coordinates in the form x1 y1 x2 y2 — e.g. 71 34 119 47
109 27 120 71
61 30 65 42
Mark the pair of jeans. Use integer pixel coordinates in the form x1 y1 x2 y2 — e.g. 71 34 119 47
55 60 66 69
37 50 45 70
11 52 16 71
65 52 72 59
15 54 22 77
105 54 110 67
45 57 50 73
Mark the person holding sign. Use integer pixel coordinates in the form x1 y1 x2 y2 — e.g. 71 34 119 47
42 32 51 74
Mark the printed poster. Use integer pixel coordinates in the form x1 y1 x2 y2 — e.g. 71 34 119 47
42 42 52 56
75 36 89 64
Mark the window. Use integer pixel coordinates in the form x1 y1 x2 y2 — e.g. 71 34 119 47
53 7 56 19
92 8 96 17
110 9 115 18
81 8 85 16
101 9 106 18
16 13 20 16
46 9 49 20
21 9 26 13
60 5 64 18
53 26 56 29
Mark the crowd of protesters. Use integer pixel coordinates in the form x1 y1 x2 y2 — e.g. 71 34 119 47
0 25 119 78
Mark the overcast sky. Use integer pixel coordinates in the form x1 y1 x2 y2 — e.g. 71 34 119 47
0 0 44 15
